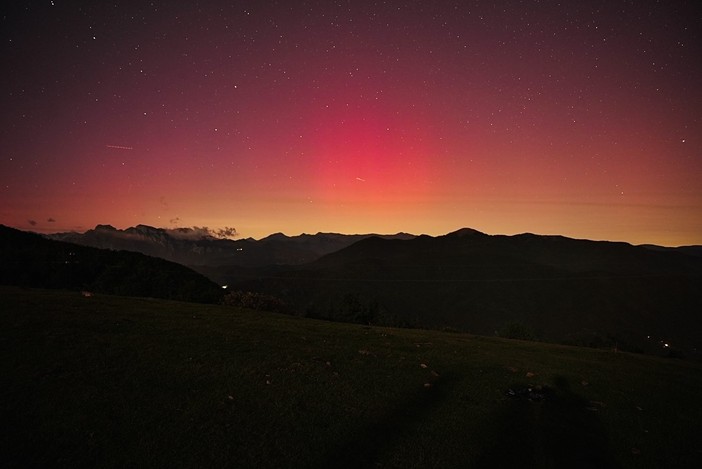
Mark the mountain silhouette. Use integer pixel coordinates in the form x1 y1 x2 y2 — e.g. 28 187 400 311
48 224 415 268
229 229 702 355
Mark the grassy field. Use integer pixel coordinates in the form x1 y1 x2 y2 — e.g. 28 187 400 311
2 286 701 468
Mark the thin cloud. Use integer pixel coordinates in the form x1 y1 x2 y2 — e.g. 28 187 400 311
167 226 238 240
212 226 238 239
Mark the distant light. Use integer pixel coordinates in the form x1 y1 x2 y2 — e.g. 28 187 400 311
664 343 669 348
222 285 228 289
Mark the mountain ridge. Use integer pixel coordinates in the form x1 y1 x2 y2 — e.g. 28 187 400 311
228 229 702 355
46 224 417 267
10 222 702 354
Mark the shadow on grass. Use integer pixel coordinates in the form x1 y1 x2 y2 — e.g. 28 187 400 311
320 372 460 468
476 375 620 469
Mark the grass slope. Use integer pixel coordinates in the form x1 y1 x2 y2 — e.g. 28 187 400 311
2 286 701 468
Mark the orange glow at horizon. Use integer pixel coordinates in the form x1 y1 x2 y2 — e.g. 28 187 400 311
1 1 700 247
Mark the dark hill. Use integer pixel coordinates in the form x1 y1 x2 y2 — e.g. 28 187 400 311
0 225 223 303
231 229 702 355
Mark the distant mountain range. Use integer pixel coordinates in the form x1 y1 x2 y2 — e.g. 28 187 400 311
26 224 702 356
47 224 415 268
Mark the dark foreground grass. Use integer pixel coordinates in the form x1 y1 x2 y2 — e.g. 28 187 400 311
2 286 701 468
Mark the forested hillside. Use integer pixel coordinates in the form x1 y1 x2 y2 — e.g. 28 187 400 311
0 225 223 303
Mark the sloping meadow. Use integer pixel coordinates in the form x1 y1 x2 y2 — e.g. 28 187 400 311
2 286 700 468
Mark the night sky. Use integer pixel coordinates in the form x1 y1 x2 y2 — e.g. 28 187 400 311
2 1 701 246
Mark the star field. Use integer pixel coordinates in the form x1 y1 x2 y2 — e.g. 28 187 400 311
1 1 701 245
